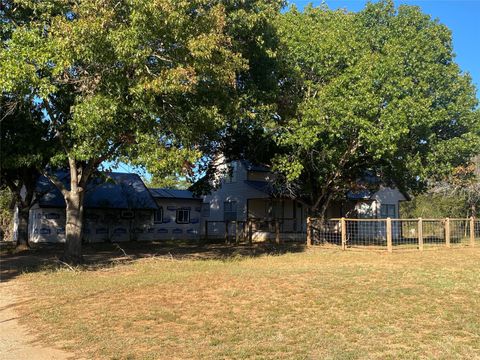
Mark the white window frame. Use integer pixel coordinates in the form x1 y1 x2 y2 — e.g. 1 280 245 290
153 207 163 224
176 209 190 224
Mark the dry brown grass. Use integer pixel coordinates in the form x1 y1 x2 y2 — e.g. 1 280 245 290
14 247 480 359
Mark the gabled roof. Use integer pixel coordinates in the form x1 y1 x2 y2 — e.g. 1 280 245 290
149 188 200 200
36 171 158 209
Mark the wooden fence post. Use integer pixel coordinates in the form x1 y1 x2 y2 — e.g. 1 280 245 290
470 216 475 247
306 217 312 247
386 217 393 253
248 219 253 245
341 217 347 250
418 218 423 251
275 220 280 245
445 218 450 248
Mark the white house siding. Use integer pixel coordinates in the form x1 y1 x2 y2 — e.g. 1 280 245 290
152 198 202 240
202 161 270 222
29 205 66 243
202 161 272 238
28 206 158 243
354 187 407 239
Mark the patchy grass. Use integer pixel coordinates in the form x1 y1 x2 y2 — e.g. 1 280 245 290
15 247 480 359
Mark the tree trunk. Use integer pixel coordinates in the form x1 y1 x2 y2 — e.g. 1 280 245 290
16 206 30 250
312 191 334 222
63 190 85 264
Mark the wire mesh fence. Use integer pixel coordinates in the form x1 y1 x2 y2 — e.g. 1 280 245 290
308 217 479 252
203 217 480 250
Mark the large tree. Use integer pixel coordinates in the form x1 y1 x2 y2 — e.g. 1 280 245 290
1 4 58 248
0 96 56 248
1 0 283 262
272 1 479 218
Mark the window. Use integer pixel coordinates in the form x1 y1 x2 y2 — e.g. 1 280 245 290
268 200 283 219
176 209 190 224
224 201 237 221
154 207 163 224
380 204 396 218
201 203 210 217
121 210 134 219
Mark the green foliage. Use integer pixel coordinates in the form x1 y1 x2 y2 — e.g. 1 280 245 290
144 175 191 190
0 0 283 181
272 0 479 212
0 187 14 241
400 193 472 218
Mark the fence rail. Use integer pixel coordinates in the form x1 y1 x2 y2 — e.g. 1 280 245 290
204 218 306 244
307 217 480 251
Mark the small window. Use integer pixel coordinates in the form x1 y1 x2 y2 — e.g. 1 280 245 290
380 204 396 218
201 203 210 217
154 207 163 224
224 201 237 221
44 212 60 220
121 210 134 219
176 209 190 224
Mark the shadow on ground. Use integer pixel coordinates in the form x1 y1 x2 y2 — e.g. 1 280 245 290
0 241 306 283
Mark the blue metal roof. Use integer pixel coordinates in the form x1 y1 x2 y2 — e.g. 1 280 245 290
36 172 158 209
149 188 200 200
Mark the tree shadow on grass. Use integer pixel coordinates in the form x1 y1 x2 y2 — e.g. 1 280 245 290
0 240 306 283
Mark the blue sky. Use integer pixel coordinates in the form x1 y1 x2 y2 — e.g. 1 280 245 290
290 0 480 99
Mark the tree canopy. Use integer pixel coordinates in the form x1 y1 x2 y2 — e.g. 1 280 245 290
0 0 283 260
271 0 479 216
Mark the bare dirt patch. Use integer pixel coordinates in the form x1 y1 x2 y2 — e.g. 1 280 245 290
0 282 73 360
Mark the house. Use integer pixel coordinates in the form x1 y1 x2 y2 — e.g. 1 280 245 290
23 161 408 243
201 160 306 240
149 188 202 240
200 159 408 240
28 172 159 243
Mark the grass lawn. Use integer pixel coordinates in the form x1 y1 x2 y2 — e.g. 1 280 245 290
14 246 480 359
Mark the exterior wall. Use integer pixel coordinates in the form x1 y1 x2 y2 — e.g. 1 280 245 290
353 187 406 239
28 205 159 243
29 205 66 243
371 186 406 218
153 198 202 240
202 160 270 223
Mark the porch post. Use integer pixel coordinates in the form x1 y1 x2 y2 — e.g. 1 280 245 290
306 217 312 247
275 220 280 245
225 221 229 244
